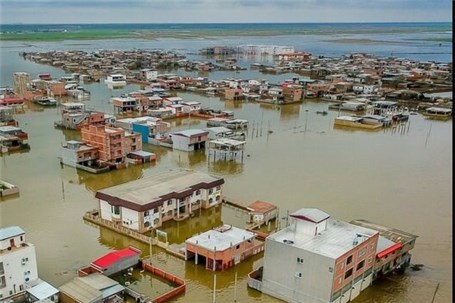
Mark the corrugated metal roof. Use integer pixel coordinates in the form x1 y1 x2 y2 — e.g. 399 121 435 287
59 278 101 303
92 247 140 269
27 281 59 300
0 226 25 241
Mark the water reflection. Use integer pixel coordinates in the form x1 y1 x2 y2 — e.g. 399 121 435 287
172 149 207 168
74 163 145 192
208 159 244 175
279 103 301 120
161 205 223 244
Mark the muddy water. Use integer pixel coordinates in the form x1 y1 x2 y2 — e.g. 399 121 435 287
0 49 452 303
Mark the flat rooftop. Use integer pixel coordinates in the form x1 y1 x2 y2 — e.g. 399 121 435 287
186 225 255 251
350 219 418 245
96 170 223 206
268 218 378 259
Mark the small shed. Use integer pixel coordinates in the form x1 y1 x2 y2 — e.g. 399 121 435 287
171 129 208 152
247 200 278 225
90 247 141 276
26 280 59 303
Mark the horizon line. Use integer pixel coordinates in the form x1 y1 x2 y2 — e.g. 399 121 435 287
1 21 452 26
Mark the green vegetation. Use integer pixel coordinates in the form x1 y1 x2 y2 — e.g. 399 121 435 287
0 29 131 41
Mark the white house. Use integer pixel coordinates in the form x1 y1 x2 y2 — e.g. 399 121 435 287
140 69 158 81
0 226 39 301
171 129 209 151
95 170 224 232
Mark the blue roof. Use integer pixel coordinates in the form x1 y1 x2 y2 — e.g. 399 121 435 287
0 226 25 241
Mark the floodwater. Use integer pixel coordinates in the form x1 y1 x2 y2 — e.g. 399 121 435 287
0 37 452 303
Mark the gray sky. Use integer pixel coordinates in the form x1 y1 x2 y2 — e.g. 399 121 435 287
0 0 452 24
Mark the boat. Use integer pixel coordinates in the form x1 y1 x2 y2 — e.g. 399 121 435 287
33 96 58 106
422 107 452 120
334 115 383 130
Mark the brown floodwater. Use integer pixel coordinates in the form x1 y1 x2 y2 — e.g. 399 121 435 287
0 91 452 303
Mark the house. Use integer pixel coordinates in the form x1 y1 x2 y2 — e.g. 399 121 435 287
207 138 247 162
204 126 236 140
185 225 260 271
247 200 278 226
224 88 244 100
170 129 209 152
95 170 224 231
60 140 111 173
115 116 170 142
111 96 138 114
55 103 112 130
248 208 380 303
350 219 418 280
0 226 39 301
59 273 124 303
140 69 158 81
81 125 142 166
0 105 17 126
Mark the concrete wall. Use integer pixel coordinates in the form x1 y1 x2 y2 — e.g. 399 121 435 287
262 239 335 303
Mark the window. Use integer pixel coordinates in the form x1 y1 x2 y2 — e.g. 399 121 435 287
344 268 353 279
295 272 302 278
196 190 201 195
347 255 353 265
167 200 173 206
236 245 240 249
209 189 213 194
329 267 333 272
358 249 366 257
356 260 365 271
112 205 120 215
216 186 221 191
297 257 304 264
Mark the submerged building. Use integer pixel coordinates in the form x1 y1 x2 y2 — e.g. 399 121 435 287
248 208 379 303
95 170 224 232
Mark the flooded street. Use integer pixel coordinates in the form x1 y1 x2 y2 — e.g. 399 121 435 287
0 40 452 302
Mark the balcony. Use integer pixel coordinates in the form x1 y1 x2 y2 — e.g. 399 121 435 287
247 266 263 292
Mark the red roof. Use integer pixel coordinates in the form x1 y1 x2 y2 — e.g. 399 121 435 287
0 97 24 105
377 242 402 258
91 247 140 269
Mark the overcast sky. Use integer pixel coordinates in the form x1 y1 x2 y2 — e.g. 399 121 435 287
0 0 452 24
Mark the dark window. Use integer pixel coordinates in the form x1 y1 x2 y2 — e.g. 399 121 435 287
344 268 353 279
356 260 365 271
347 255 353 265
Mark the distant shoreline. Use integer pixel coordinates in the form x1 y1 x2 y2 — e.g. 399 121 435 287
0 22 452 42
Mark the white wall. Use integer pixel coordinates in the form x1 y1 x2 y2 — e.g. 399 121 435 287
122 208 140 231
0 245 38 300
99 200 113 221
262 238 335 303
